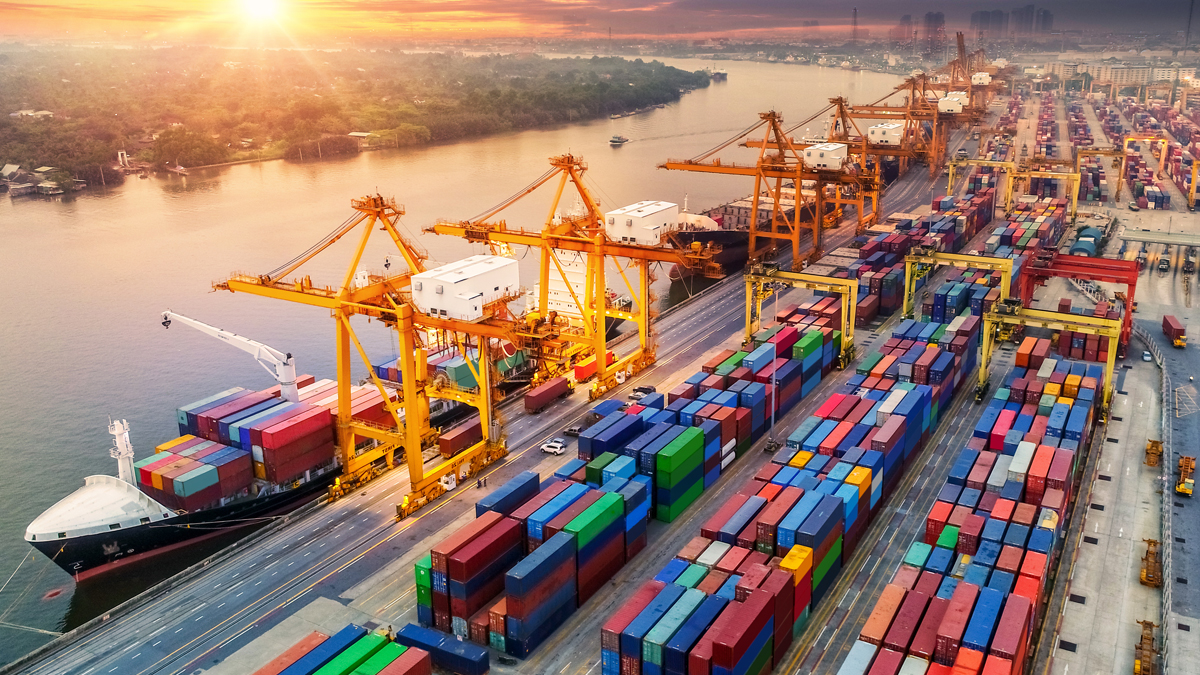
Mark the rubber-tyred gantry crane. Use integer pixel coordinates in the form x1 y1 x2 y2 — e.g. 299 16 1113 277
1019 251 1139 359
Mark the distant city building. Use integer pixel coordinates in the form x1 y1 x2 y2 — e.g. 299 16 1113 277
1011 4 1035 36
969 11 1009 39
1043 62 1190 85
889 15 914 43
924 12 946 54
1035 9 1054 34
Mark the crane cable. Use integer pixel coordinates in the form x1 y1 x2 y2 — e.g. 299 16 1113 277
686 118 769 163
464 166 558 224
265 210 360 280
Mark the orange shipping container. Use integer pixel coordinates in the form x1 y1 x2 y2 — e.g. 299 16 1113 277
859 583 907 646
250 632 330 675
1015 337 1036 369
870 354 898 379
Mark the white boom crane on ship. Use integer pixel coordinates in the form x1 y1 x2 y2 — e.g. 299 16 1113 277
161 310 300 403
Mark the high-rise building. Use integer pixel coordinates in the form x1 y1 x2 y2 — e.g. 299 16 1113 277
1035 9 1054 33
889 15 914 43
924 12 946 53
1011 4 1035 36
970 10 1009 38
990 10 1009 37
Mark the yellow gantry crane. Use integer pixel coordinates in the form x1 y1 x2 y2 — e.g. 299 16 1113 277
902 248 1014 320
1076 147 1128 203
743 261 859 368
978 299 1120 419
214 195 510 515
427 154 705 398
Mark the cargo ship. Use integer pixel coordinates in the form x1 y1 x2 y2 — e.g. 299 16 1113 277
23 377 372 582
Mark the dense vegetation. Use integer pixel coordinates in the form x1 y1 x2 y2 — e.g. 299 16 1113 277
0 48 708 179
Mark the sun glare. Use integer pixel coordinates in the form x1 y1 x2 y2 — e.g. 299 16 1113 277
241 0 280 21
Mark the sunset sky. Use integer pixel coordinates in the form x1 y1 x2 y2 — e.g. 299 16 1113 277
0 1 1180 41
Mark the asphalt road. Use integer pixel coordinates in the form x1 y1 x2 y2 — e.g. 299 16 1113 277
7 127 963 675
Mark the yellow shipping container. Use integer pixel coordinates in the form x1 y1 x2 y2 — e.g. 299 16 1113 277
789 450 814 469
1064 374 1082 398
253 461 267 480
780 545 813 583
1044 383 1061 397
156 435 195 454
845 466 872 498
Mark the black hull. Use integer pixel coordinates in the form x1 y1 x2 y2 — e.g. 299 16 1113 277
31 472 337 582
669 229 751 280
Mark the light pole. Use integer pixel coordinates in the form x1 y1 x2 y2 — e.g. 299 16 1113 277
766 282 784 452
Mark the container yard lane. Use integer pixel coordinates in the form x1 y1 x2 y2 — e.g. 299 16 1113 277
7 142 951 675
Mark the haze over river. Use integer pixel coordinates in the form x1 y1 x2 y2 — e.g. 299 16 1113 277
0 57 899 664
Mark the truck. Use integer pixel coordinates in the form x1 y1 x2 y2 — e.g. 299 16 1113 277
1178 456 1195 496
1163 315 1187 348
523 377 572 414
1187 247 1196 274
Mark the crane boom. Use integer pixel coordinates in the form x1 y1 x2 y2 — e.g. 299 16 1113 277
161 310 300 403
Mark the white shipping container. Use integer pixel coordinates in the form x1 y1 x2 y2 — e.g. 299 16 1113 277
937 97 964 114
899 655 930 675
836 640 879 675
1008 441 1037 484
604 200 679 246
971 72 993 85
868 122 903 146
410 255 520 322
987 455 1013 493
804 142 848 170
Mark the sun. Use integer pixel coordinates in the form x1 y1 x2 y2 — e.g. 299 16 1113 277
241 0 280 21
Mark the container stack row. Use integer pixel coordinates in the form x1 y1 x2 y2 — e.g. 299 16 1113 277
410 465 660 660
1034 93 1058 157
374 345 529 389
1092 103 1125 143
248 623 434 675
1076 156 1110 204
833 356 1100 675
1041 300 1120 363
976 198 1067 257
597 318 981 675
1065 100 1094 147
995 95 1023 130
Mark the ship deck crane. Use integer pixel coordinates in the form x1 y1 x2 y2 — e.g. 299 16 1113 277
214 195 509 518
661 111 880 267
1019 251 1139 358
743 262 859 368
162 310 301 403
901 249 1014 320
427 154 698 398
978 299 1120 420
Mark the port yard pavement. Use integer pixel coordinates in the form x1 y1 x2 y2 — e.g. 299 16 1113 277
1043 357 1163 674
4 133 955 675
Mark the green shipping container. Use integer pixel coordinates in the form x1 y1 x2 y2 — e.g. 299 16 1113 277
314 633 389 675
856 351 883 375
642 588 706 665
798 331 823 358
714 364 737 377
812 537 843 587
675 564 708 589
937 525 960 550
657 452 702 488
793 606 811 639
903 541 932 568
720 351 748 370
489 631 506 652
1038 393 1056 416
656 481 703 522
565 492 624 549
746 635 774 675
416 585 432 607
349 642 407 675
831 330 842 354
415 553 432 590
656 428 704 473
586 453 619 485
931 325 947 343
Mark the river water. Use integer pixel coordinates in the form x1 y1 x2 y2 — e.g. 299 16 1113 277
0 58 899 663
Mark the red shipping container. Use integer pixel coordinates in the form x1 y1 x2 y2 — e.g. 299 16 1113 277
735 563 771 601
966 463 991 492
488 597 507 635
678 536 713 563
578 531 626 604
696 569 730 595
200 391 276 442
756 486 804 552
250 632 330 675
953 647 985 675
989 594 1031 660
1011 503 1037 527
891 564 921 590
1025 446 1055 503
543 491 603 541
814 394 846 419
711 588 773 669
935 581 980 666
689 602 740 675
996 545 1024 574
909 597 951 661
447 517 521 580
431 511 503 575
259 406 334 450
439 418 483 458
506 558 574 619
927 501 953 545
829 395 861 421
1046 449 1074 492
948 505 972 529
378 647 433 675
958 514 985 556
978 491 998 514
883 590 930 652
1020 550 1048 583
915 571 943 598
601 579 665 653
760 569 796 631
701 495 749 540
468 606 490 644
990 499 1015 523
867 649 905 675
979 654 1012 675
510 481 570 526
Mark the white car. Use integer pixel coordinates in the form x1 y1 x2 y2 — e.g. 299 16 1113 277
541 438 567 455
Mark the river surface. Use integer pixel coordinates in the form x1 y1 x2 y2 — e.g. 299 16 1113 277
0 57 899 664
